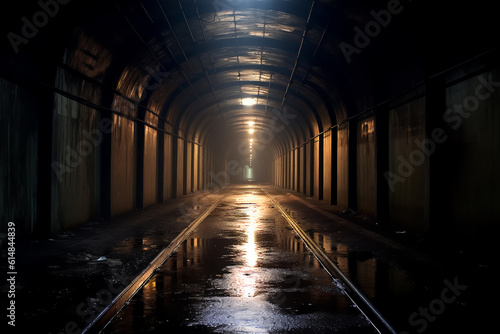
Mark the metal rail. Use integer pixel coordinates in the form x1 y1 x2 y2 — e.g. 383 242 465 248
82 197 224 334
90 186 397 333
262 187 398 334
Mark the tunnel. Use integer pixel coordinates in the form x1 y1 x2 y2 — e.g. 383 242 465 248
1 0 499 333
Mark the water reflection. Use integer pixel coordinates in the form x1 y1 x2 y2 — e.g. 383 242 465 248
244 207 258 268
104 190 408 333
279 229 416 303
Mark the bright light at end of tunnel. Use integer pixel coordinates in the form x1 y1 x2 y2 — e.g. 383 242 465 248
242 98 257 106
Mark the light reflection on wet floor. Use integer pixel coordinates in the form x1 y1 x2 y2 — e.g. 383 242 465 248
104 189 381 333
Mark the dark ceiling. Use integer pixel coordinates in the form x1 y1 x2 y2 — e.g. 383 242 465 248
1 0 497 157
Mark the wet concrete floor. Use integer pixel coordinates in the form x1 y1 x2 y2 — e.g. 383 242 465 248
6 184 494 333
103 187 378 333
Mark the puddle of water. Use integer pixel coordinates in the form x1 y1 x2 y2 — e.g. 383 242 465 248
305 230 423 330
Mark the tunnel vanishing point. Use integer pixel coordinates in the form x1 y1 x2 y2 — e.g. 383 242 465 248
1 0 499 248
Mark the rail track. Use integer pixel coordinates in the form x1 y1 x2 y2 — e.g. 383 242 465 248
84 186 396 334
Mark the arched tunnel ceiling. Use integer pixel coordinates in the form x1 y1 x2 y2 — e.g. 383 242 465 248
130 0 333 151
2 0 497 155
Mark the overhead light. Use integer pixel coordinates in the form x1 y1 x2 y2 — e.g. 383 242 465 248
249 129 254 134
248 121 255 127
250 139 253 142
242 98 256 106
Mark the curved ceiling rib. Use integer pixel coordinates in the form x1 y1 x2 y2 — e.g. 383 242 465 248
116 0 332 156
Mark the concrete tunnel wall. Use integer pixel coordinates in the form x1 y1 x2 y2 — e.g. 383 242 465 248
271 67 500 239
0 37 220 238
1 0 499 247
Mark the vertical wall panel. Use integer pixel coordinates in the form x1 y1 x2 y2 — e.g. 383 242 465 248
110 115 136 217
197 146 203 190
286 153 290 189
163 134 172 200
51 81 101 230
337 124 349 208
193 144 199 191
357 117 377 217
283 154 287 188
300 145 306 194
388 97 428 233
176 138 184 198
330 128 338 205
280 154 284 187
442 69 500 236
294 149 299 192
323 131 332 203
288 151 292 189
0 79 39 237
313 137 320 199
185 142 192 194
305 142 313 196
142 126 157 207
